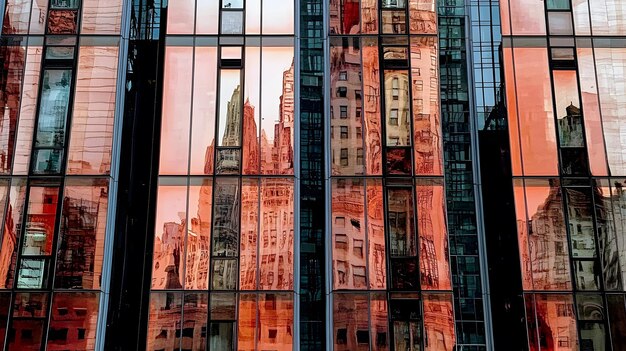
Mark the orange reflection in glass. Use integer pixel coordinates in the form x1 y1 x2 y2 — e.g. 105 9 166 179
417 180 451 290
362 38 383 175
367 179 386 289
0 179 26 288
167 0 195 34
331 38 364 176
190 47 218 175
152 182 187 290
243 46 260 175
508 0 546 34
146 292 182 351
423 293 455 351
590 0 626 35
23 186 59 258
13 46 42 175
361 0 378 34
522 179 572 290
513 47 558 176
186 179 212 290
67 46 119 175
196 0 219 34
240 178 259 290
237 293 257 350
513 179 532 290
333 293 369 351
332 179 367 290
370 293 389 351
552 70 584 148
412 37 442 176
594 47 626 175
0 42 26 174
577 47 608 176
261 47 295 175
500 0 511 35
525 294 578 351
182 293 208 350
329 0 360 34
384 70 411 147
259 178 294 290
55 179 109 290
258 293 294 349
409 0 437 34
159 47 192 175
503 47 523 176
47 292 99 350
81 0 123 34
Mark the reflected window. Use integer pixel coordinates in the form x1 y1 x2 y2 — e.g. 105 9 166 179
222 11 244 34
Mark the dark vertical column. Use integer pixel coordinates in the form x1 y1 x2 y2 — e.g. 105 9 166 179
299 0 326 349
104 1 166 349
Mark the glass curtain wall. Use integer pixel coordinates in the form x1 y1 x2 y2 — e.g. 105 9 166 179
147 1 297 350
501 0 626 348
328 0 455 349
0 0 124 349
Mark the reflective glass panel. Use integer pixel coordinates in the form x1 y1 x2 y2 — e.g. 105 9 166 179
2 0 31 34
423 294 455 351
182 292 208 351
47 292 99 349
367 180 386 289
553 71 583 148
22 186 59 257
240 178 258 290
257 293 294 349
590 0 626 35
329 0 360 34
262 0 294 34
221 11 244 35
508 0 547 34
218 70 242 148
607 294 626 351
35 70 72 149
146 292 182 350
81 0 123 34
409 0 437 34
190 47 218 175
237 293 257 350
362 38 383 175
333 294 369 351
211 177 240 258
167 0 195 34
186 179 212 290
384 71 411 147
0 42 26 174
362 0 379 34
0 179 27 288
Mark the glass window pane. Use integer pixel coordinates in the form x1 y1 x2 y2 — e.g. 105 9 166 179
262 0 294 34
565 188 596 258
152 180 187 290
390 298 422 350
381 10 406 34
0 178 27 288
333 293 369 351
218 70 242 148
47 9 79 34
409 0 437 34
182 292 208 351
55 178 109 289
504 48 523 175
240 178 259 290
222 0 243 8
186 179 212 290
361 0 378 34
159 47 192 175
211 259 237 290
211 292 236 320
362 38 382 175
526 294 578 351
9 320 44 350
47 292 99 350
167 0 195 34
0 293 10 347
190 47 218 175
385 71 410 147
67 46 119 175
590 0 626 35
553 71 583 148
246 0 261 34
574 260 600 290
258 293 293 349
197 0 219 34
329 0 360 35
0 42 26 174
81 0 123 34
242 46 260 175
146 292 182 351
237 294 257 349
508 0 547 34
387 188 416 257
367 180 386 289
423 293 455 351
573 0 591 34
22 186 59 257
2 0 31 34
35 70 72 149
549 12 574 35
593 180 621 290
332 179 366 290
221 11 244 35
212 177 240 258
548 0 571 9
607 294 626 351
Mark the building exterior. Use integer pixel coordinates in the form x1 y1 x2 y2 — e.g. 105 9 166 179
0 0 625 350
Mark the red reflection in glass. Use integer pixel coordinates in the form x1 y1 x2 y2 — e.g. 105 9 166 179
330 37 364 176
411 37 442 175
367 180 386 289
81 0 123 34
2 0 31 34
47 10 78 34
259 178 294 290
508 0 546 34
333 293 369 351
47 292 99 350
362 38 383 175
258 293 294 349
67 46 119 175
238 293 257 350
525 294 578 351
0 293 9 347
152 183 187 290
167 0 195 34
185 179 212 290
576 47 608 176
261 47 295 176
362 0 378 34
182 293 208 351
370 293 389 351
409 0 437 34
146 292 182 351
22 186 59 258
332 179 367 290
417 181 451 290
513 47 558 176
329 0 360 34
243 47 261 175
0 42 26 174
13 46 42 175
159 47 192 175
55 179 109 289
0 179 26 288
423 293 455 351
594 47 626 175
190 47 218 175
240 178 259 290
8 320 44 350
522 179 572 290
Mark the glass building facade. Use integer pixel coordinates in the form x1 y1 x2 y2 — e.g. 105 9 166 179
0 0 624 350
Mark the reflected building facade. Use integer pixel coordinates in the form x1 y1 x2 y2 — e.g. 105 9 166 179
2 0 626 350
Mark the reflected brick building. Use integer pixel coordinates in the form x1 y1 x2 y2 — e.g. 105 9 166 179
2 0 626 350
